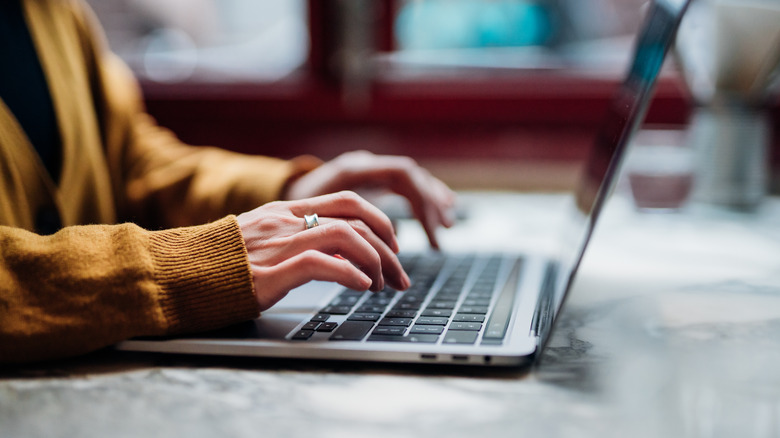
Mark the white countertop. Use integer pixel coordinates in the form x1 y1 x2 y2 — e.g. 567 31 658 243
3 191 780 438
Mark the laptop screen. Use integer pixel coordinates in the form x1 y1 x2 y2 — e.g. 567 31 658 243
545 0 692 340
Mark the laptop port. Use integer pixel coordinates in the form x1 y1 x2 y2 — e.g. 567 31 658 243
420 354 437 360
452 355 469 361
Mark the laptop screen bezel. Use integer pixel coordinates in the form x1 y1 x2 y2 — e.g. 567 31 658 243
537 0 693 356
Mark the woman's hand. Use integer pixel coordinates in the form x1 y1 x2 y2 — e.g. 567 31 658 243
284 151 457 249
236 191 411 311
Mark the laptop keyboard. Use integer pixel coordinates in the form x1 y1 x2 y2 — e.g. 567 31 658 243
289 253 522 346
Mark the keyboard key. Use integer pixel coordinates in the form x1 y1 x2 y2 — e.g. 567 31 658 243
409 325 445 335
310 314 330 322
480 339 503 346
405 334 440 343
377 317 413 327
366 335 403 342
482 259 521 341
320 305 352 315
347 313 381 322
329 295 361 306
449 322 482 331
415 317 449 326
453 314 485 323
367 334 439 343
356 305 387 314
292 330 315 340
375 288 399 296
428 301 457 309
419 308 449 318
330 321 374 341
364 297 393 307
469 283 495 294
437 286 462 296
385 310 418 318
302 321 321 331
458 306 489 315
443 331 479 344
372 326 406 336
462 298 492 307
392 302 422 311
467 291 494 299
375 289 398 298
317 322 338 332
398 295 424 304
435 290 461 299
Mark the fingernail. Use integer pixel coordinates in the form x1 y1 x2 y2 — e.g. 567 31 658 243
370 275 384 292
402 271 411 290
359 272 372 290
429 234 440 250
442 207 456 228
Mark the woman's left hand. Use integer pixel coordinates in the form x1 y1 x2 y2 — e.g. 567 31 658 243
284 151 457 249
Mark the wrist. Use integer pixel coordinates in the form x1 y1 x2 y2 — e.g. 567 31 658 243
280 155 324 200
148 216 259 334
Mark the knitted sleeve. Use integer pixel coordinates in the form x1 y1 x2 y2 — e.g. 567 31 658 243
0 216 259 364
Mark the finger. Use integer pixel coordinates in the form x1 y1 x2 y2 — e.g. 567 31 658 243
337 218 410 291
418 198 442 250
352 157 454 248
373 165 445 249
260 220 386 291
428 177 458 228
403 166 456 229
289 191 400 253
310 218 411 291
254 250 372 311
304 221 387 291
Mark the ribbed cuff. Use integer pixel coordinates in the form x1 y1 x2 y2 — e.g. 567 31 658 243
148 216 259 334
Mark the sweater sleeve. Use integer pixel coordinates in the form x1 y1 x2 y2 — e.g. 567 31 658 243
0 216 259 364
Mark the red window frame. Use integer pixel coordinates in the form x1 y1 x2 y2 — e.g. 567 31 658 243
140 0 780 186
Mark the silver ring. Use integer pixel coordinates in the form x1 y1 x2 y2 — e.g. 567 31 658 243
304 214 319 230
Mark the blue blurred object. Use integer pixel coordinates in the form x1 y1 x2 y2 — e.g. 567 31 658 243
395 0 553 50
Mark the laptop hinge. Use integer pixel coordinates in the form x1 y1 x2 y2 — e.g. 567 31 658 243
531 261 558 343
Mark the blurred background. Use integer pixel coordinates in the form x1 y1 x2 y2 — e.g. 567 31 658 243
84 0 780 195
87 0 647 82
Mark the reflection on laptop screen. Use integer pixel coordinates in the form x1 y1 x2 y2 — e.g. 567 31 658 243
545 0 692 341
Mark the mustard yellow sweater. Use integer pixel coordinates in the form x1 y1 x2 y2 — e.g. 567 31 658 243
0 0 318 363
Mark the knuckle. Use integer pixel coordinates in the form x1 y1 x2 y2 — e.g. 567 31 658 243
398 156 418 170
346 218 369 234
297 249 323 266
335 190 361 204
327 220 356 239
339 150 361 161
257 213 295 234
264 200 287 210
287 215 303 227
368 249 381 266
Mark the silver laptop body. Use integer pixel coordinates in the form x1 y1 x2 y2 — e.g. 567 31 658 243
118 0 692 367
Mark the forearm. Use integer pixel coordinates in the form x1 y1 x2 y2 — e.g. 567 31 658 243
119 119 321 228
97 53 322 228
0 216 258 363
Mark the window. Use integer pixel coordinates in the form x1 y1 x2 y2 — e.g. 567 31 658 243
385 0 651 78
87 0 308 83
85 0 698 191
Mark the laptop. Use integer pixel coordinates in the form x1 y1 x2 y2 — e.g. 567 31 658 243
117 0 692 367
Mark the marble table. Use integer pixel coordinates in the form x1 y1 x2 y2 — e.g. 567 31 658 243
3 191 780 438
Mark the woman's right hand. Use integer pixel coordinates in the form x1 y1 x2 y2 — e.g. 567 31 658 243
236 191 411 311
